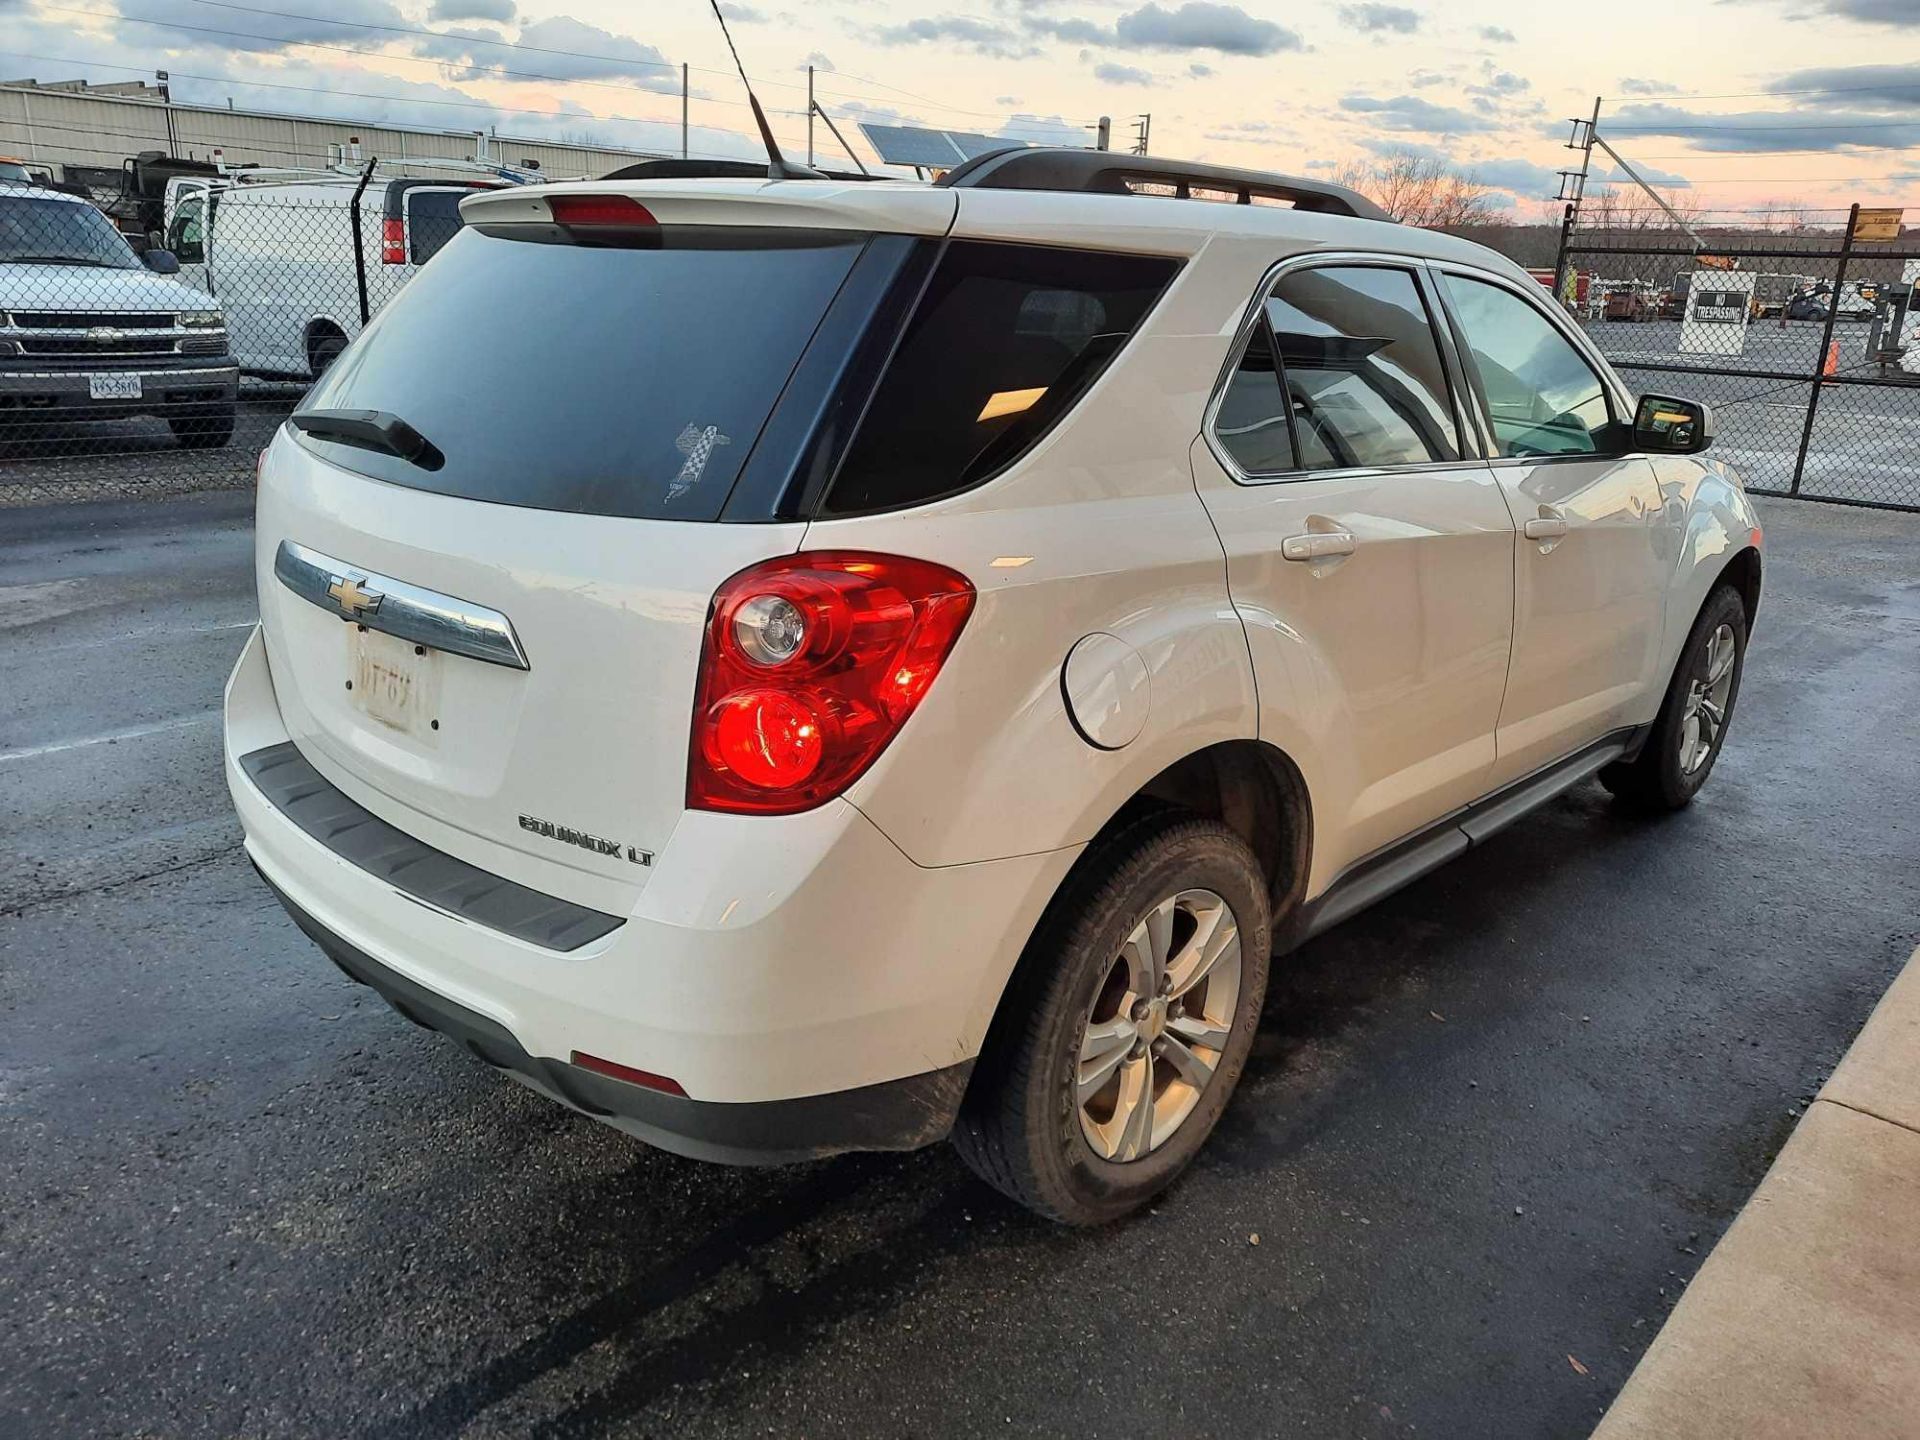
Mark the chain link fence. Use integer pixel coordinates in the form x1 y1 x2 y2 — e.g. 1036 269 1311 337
0 158 475 508
1556 205 1920 512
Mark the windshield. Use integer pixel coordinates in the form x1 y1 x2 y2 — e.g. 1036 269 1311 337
296 224 871 520
0 194 140 268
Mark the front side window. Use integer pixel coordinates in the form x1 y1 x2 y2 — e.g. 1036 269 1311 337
1440 273 1622 458
821 241 1178 515
168 195 205 263
1265 265 1460 470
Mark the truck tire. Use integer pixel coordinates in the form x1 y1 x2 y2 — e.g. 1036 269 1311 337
169 402 236 450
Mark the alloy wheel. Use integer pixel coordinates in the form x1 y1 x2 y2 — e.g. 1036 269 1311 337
1076 888 1243 1162
1679 621 1738 775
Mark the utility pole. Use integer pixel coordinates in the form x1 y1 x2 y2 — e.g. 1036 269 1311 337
810 101 869 175
1550 96 1601 309
807 65 815 165
1131 113 1151 155
1094 115 1111 151
157 68 179 154
681 62 689 159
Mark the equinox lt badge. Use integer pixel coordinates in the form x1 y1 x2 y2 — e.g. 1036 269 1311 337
519 814 653 867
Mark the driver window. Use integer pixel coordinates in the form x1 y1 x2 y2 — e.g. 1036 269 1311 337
169 195 204 264
1440 274 1623 458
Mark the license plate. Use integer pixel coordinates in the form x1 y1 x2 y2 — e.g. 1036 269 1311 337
349 627 442 736
87 374 142 400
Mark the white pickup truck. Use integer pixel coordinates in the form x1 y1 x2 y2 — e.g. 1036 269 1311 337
0 181 237 447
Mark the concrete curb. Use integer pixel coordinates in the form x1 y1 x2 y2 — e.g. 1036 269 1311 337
1593 946 1920 1440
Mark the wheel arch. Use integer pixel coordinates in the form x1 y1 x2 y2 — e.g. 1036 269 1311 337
1715 544 1762 629
1093 739 1315 928
303 317 349 375
957 736 1313 1137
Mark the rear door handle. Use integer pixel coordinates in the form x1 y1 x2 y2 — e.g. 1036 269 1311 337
1281 531 1356 562
1523 516 1569 541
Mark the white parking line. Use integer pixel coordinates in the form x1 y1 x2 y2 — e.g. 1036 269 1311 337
0 711 219 765
31 618 257 654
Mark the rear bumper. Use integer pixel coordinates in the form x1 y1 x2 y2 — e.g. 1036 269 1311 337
224 624 1076 1162
257 866 972 1164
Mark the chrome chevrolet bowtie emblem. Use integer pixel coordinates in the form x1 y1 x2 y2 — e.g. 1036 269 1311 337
326 573 384 619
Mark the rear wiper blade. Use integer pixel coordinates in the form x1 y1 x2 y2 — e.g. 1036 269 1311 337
289 408 445 471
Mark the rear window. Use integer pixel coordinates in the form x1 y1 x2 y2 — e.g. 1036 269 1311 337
403 189 468 265
294 225 868 520
821 242 1178 515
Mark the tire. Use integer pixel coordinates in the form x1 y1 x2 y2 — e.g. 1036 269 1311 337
1601 584 1748 812
168 402 236 450
952 811 1273 1224
308 333 346 381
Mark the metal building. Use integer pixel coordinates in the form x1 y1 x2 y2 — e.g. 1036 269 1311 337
0 78 667 184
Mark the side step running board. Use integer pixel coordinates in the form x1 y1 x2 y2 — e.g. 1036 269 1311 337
1280 728 1644 952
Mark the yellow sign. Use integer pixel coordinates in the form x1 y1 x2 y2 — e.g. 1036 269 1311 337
1853 208 1903 242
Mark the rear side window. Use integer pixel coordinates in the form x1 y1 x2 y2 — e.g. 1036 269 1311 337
404 189 468 265
821 241 1178 515
1214 323 1297 474
1439 274 1622 458
295 225 868 520
1262 265 1460 471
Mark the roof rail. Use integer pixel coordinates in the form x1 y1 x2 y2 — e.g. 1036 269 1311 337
598 158 885 184
934 147 1394 223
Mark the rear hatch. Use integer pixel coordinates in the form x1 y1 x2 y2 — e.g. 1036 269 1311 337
253 180 954 910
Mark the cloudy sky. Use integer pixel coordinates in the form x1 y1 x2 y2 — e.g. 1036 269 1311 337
3 0 1916 215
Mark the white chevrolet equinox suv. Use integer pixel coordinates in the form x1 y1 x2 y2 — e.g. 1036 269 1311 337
226 150 1761 1223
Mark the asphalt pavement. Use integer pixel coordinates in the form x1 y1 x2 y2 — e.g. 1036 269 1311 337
0 390 294 507
2 491 1917 1438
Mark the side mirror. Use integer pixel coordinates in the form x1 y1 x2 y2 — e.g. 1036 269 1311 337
143 248 181 274
1634 393 1713 455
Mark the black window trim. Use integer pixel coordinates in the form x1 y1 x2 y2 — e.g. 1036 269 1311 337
1202 250 1489 486
1425 259 1641 469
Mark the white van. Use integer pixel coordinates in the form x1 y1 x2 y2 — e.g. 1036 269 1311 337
171 175 500 380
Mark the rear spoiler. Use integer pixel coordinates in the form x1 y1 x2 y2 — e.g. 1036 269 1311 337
460 179 957 238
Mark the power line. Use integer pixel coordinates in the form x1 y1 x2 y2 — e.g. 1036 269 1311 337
26 3 1085 154
181 0 685 76
1606 119 1920 133
1603 82 1920 102
0 49 809 148
1630 149 1920 160
175 0 1064 127
39 4 742 113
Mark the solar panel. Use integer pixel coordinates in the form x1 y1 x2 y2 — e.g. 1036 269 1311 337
858 124 965 167
949 130 1018 160
857 123 1030 169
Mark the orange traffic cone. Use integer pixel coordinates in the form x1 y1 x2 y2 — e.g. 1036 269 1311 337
1822 340 1839 377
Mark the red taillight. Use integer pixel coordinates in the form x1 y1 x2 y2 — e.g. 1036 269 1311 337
547 194 657 228
380 215 405 264
570 1051 687 1097
688 552 976 815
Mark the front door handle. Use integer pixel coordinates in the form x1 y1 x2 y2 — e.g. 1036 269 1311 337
1281 530 1356 562
1523 515 1569 542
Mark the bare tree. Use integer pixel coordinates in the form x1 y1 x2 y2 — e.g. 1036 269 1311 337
1331 149 1504 229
